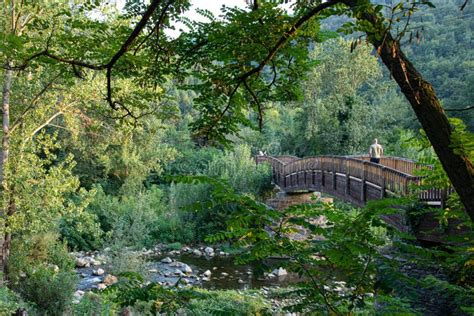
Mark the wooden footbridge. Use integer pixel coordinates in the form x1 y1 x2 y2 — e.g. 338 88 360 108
256 155 449 207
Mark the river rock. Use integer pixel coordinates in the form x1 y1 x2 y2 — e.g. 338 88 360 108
97 283 107 290
204 247 214 256
75 258 88 268
93 268 105 276
221 272 229 277
181 264 192 274
161 257 173 263
272 267 288 277
74 290 85 298
182 246 191 252
218 251 225 256
203 270 212 277
174 269 185 276
202 276 210 281
193 249 202 256
104 274 118 285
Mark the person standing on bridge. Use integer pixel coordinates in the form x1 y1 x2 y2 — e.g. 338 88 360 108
369 138 383 163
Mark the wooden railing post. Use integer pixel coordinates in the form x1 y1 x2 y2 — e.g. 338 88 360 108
380 166 386 199
440 188 447 209
345 158 350 196
361 161 367 203
332 157 337 191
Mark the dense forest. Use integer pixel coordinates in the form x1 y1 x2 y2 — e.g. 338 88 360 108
0 0 472 315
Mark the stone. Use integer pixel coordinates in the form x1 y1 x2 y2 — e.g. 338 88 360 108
219 251 225 256
267 273 276 278
181 278 190 284
97 283 107 290
221 272 229 277
148 269 158 273
212 267 218 270
202 277 210 282
93 268 105 276
75 258 88 268
181 264 192 274
103 274 118 285
91 260 101 266
74 290 85 297
193 249 202 256
203 270 212 277
161 257 173 263
204 247 214 256
182 246 191 252
169 261 183 267
143 249 154 256
272 267 288 277
174 269 185 276
238 279 245 284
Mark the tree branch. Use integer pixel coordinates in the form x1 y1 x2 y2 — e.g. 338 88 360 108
6 0 165 117
238 0 343 82
445 105 474 112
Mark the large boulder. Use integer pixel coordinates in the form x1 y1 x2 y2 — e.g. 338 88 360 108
75 258 88 268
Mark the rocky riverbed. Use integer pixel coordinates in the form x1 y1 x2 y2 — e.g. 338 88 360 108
71 244 298 304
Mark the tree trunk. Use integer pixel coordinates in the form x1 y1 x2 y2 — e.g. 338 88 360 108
0 66 13 280
349 4 474 219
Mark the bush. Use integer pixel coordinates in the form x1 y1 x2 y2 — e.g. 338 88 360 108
206 144 271 196
152 210 195 244
0 285 22 315
108 251 148 277
18 267 77 315
72 292 116 315
8 233 77 315
186 289 270 315
87 186 168 248
60 207 104 251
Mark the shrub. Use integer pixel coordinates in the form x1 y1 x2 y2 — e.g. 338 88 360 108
108 251 148 277
72 292 116 315
206 144 271 196
0 285 22 315
87 186 168 248
151 210 195 244
186 289 270 315
18 267 77 315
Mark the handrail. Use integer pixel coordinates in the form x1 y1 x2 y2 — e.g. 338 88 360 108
256 154 447 205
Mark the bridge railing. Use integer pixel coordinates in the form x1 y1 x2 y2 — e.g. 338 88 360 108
350 155 423 175
256 154 448 204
